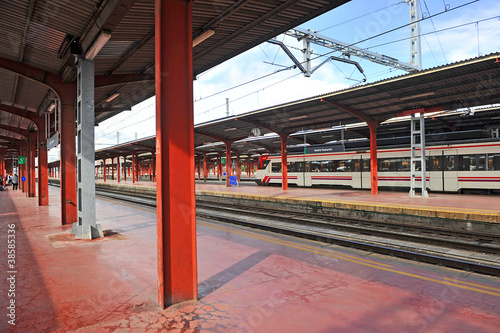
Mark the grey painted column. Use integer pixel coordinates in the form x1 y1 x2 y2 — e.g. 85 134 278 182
71 59 103 239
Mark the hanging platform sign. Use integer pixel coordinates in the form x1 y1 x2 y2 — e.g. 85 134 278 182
18 156 26 164
47 132 59 150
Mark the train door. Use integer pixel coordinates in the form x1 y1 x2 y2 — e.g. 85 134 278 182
428 150 443 191
443 150 458 192
352 155 362 189
295 158 307 186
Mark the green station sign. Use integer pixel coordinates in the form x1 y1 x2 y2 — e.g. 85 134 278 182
18 156 26 165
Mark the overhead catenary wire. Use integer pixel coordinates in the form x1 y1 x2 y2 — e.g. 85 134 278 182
364 15 499 51
422 0 448 63
317 1 405 33
194 0 480 103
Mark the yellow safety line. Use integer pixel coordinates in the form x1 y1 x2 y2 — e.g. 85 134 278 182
199 191 500 215
198 219 500 297
197 220 392 268
443 277 500 292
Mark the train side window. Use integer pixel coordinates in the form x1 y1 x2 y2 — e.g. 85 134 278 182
401 158 411 171
310 161 321 172
363 159 370 172
295 162 305 172
489 154 500 171
271 162 282 173
337 160 351 172
258 160 270 170
476 154 486 171
433 156 443 171
354 160 361 172
445 155 456 171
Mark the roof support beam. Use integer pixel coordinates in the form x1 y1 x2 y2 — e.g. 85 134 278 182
322 99 380 194
94 74 154 87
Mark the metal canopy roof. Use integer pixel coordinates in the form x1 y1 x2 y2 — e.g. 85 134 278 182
192 53 500 152
0 0 349 147
87 54 500 161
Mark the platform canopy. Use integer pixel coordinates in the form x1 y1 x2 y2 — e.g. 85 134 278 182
0 0 350 148
193 53 500 154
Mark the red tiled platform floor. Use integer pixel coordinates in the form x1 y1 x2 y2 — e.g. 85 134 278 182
1 186 500 332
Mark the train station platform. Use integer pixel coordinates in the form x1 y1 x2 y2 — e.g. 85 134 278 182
1 186 500 332
90 178 500 225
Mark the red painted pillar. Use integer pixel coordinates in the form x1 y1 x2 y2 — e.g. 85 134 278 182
155 0 197 308
60 101 77 225
132 153 136 184
38 130 49 206
21 146 26 193
280 134 288 191
0 152 4 186
203 153 207 182
196 156 201 180
236 152 241 182
368 121 379 195
123 156 127 181
117 156 121 183
217 154 222 180
225 142 232 187
103 159 107 182
152 153 156 182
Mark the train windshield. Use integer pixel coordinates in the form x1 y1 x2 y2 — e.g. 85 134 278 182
258 160 270 170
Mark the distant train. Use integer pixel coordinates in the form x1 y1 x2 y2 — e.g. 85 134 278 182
255 130 500 194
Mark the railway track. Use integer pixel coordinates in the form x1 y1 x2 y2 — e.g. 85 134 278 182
65 183 500 275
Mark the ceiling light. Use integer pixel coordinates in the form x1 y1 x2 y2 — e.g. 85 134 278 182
224 127 237 132
289 115 308 121
193 29 215 47
105 93 120 103
86 31 111 60
47 102 56 112
399 92 435 101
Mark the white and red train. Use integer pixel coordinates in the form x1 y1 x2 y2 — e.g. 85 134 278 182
255 130 500 194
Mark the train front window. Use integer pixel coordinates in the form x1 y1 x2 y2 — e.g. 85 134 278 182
258 160 270 170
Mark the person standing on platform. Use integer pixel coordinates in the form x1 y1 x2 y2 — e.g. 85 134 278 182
12 174 18 190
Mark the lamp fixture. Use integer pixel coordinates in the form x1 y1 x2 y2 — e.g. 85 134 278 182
193 29 215 47
86 31 111 60
47 102 56 112
105 93 120 103
224 127 237 132
399 92 435 101
289 115 308 121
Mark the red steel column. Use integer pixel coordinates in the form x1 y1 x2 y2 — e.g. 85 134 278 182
225 142 232 187
38 131 48 205
117 156 121 183
196 156 201 180
21 146 26 193
236 152 241 182
123 156 127 181
280 134 288 191
0 152 4 186
368 121 379 195
30 133 37 197
132 153 136 184
203 153 207 182
155 0 197 308
60 101 77 224
103 159 107 182
217 154 222 180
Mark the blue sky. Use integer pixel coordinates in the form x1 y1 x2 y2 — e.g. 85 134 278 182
49 0 500 161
